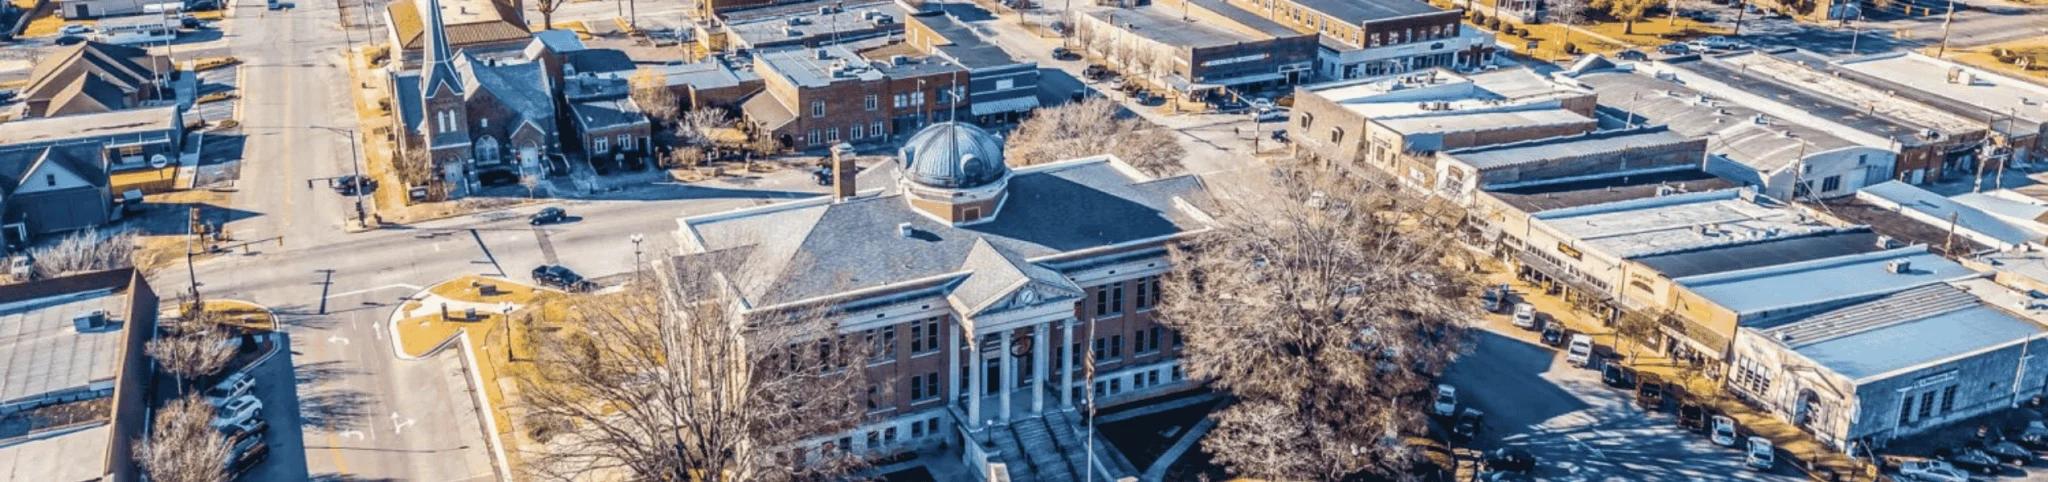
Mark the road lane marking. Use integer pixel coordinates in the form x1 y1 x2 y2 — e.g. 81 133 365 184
340 430 366 440
391 412 416 435
328 335 350 345
328 283 422 299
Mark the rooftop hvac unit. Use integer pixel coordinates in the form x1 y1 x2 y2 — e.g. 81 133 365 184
72 310 109 332
1656 185 1677 197
899 223 915 238
1752 114 1768 125
1875 235 1896 249
1885 258 1912 274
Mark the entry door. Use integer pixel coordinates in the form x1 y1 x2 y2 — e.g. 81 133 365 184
72 5 88 17
984 358 1000 395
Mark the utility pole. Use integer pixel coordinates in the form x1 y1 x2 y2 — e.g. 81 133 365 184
1731 0 1748 36
1935 0 1956 58
1848 14 1862 55
185 206 202 307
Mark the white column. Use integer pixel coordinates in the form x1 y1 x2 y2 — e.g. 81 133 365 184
1061 318 1075 409
999 329 1014 422
967 330 982 426
946 319 960 410
1033 322 1048 414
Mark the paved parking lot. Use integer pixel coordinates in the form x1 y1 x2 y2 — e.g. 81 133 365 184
1443 325 1808 481
233 333 310 481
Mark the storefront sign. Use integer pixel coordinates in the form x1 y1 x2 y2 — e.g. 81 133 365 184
1202 53 1270 67
1555 242 1583 260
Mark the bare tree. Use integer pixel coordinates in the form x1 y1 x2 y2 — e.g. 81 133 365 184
519 257 870 482
29 229 140 280
1156 166 1481 481
394 143 435 187
1613 310 1666 364
630 69 681 126
521 171 543 199
148 309 237 392
1006 97 1186 177
675 108 730 148
134 394 231 482
535 0 566 30
1546 0 1591 51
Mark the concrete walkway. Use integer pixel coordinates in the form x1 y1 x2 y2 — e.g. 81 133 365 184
1140 417 1216 482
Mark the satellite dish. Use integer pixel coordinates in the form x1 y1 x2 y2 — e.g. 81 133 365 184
149 154 170 169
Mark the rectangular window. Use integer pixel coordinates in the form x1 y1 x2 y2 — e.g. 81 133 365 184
1821 175 1842 193
1095 283 1125 317
893 94 908 109
618 134 632 152
807 129 822 147
913 318 940 355
1940 385 1958 413
1733 357 1772 395
1172 365 1184 381
877 329 896 360
1133 330 1148 356
826 128 840 143
912 92 925 106
1147 327 1163 353
926 418 939 435
852 123 865 140
1109 335 1123 358
865 94 878 111
912 422 925 438
996 78 1015 90
872 121 885 138
1109 378 1122 395
1072 342 1084 366
1918 391 1936 420
1148 370 1159 386
593 136 609 154
910 373 926 400
1134 276 1155 310
1094 338 1106 361
812 101 826 117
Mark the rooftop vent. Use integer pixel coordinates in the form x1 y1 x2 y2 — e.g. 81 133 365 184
72 310 108 332
819 5 834 14
1778 332 1793 342
1875 235 1896 249
890 55 909 65
1886 258 1912 274
815 48 830 60
899 222 915 238
1922 128 1941 140
1656 185 1677 197
1752 114 1769 125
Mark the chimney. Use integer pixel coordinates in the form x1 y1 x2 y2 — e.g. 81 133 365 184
831 142 857 202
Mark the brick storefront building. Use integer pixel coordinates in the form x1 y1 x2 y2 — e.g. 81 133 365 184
743 45 964 151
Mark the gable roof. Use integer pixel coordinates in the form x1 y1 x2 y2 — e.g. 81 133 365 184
386 0 530 51
679 157 1212 308
0 145 108 194
22 42 166 117
947 238 1085 316
457 56 554 131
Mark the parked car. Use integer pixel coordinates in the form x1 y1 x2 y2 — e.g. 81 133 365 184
1972 439 2031 464
1451 408 1484 441
1939 447 2001 474
1511 303 1537 329
531 265 590 291
181 15 203 28
478 169 519 187
1566 334 1594 367
1745 436 1774 470
1482 448 1536 472
1677 403 1705 432
1710 415 1738 447
1253 109 1289 122
226 435 269 479
530 207 568 225
2018 420 2048 449
1616 49 1650 61
1540 324 1565 347
220 416 269 442
1600 362 1634 389
1659 42 1692 55
1480 285 1505 313
1083 64 1111 79
1635 379 1666 410
331 174 376 195
203 372 256 404
1433 384 1457 417
55 34 87 45
1898 460 1971 482
1052 46 1080 60
60 23 92 35
1698 35 1744 49
211 394 263 429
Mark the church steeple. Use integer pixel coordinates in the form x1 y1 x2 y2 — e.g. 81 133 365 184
419 0 462 97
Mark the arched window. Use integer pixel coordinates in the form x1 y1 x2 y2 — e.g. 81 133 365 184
475 136 501 165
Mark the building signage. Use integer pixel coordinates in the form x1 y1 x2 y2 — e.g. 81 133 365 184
1555 242 1583 260
1202 53 1270 67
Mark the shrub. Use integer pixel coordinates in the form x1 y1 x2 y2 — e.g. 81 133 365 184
1486 18 1502 30
1473 12 1488 24
1564 42 1580 54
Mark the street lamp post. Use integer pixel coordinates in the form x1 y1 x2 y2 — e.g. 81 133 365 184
631 233 645 282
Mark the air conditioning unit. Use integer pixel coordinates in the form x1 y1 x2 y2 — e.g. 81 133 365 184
1885 258 1912 274
72 310 109 332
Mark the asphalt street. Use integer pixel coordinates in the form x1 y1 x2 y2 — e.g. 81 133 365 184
1443 329 1808 482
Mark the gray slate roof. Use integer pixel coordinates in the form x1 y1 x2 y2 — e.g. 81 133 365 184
1677 247 1979 317
457 55 555 133
680 158 1211 307
1444 126 1690 170
1292 0 1443 25
1631 228 1880 278
570 97 648 130
1574 71 1860 173
1758 283 2045 381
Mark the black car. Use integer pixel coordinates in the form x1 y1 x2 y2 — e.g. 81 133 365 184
1540 324 1565 347
1677 403 1705 431
1973 439 2032 464
55 34 86 45
1451 408 1483 442
1481 448 1536 472
1083 64 1111 80
1616 49 1650 61
1601 362 1634 389
530 207 567 225
532 265 590 291
1939 447 2002 474
227 441 269 479
2017 421 2048 449
332 174 376 195
1052 46 1080 60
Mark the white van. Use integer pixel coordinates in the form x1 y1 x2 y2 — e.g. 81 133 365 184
1566 334 1593 367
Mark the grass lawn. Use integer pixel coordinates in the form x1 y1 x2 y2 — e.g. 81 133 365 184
19 1 80 38
1942 38 2048 84
1497 23 1627 62
110 166 178 194
1581 16 1730 46
201 299 276 331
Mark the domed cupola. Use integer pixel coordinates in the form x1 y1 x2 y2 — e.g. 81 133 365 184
897 122 1011 225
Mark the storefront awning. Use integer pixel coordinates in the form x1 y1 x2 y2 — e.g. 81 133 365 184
969 96 1040 116
1190 71 1288 90
1512 250 1612 302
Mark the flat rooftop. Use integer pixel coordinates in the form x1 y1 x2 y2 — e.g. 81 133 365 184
1816 196 1994 255
1307 67 1585 119
1631 228 1881 278
0 288 128 405
1377 108 1591 138
1485 168 1737 214
908 7 1023 68
758 44 885 88
1535 189 1838 258
1856 181 2047 248
1088 5 1267 49
1835 52 2048 126
0 105 178 146
1722 51 1982 134
726 0 902 47
1572 70 1862 173
1677 247 1980 316
1762 281 2045 382
1442 126 1689 170
1669 54 1966 147
0 423 110 482
1289 0 1443 25
1185 0 1306 38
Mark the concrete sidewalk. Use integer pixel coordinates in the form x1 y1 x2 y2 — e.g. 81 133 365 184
1485 269 1880 481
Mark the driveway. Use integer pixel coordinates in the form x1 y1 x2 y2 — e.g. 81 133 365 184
1443 326 1808 481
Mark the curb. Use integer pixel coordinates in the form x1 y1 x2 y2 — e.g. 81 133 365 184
385 276 549 361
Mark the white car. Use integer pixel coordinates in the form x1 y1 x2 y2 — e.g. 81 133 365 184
1697 35 1746 50
211 394 263 429
203 372 256 404
1511 303 1537 329
1898 460 1970 482
1565 334 1593 367
1745 436 1774 470
1433 384 1457 417
1711 415 1738 447
59 23 91 35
